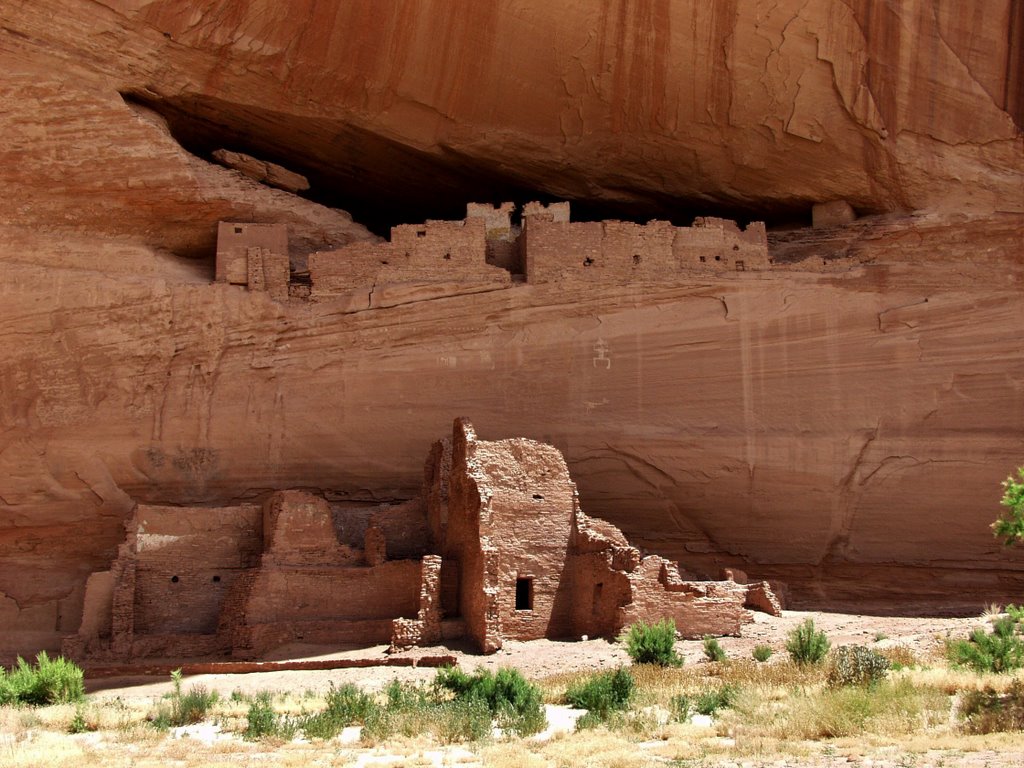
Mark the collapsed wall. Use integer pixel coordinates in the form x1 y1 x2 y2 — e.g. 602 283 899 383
64 419 780 663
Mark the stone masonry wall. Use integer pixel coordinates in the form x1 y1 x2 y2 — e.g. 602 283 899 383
308 217 511 299
215 222 289 291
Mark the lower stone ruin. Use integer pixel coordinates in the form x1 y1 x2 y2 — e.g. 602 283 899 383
64 419 782 663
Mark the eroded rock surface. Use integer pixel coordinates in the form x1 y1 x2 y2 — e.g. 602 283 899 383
0 2 1022 661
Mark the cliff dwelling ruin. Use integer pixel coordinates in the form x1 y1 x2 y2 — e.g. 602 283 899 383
216 201 770 307
64 419 780 663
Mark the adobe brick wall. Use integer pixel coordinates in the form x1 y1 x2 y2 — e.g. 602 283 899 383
216 222 289 288
523 206 769 283
308 217 511 300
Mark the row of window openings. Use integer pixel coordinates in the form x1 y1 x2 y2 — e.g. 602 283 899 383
169 575 221 583
582 254 745 270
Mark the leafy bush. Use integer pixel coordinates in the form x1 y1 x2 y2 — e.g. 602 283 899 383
786 619 831 666
703 636 727 663
827 646 890 687
300 683 378 740
434 667 546 736
0 652 85 707
992 466 1024 545
694 684 737 716
752 645 773 663
361 683 492 745
623 619 682 667
565 667 635 722
243 691 299 740
150 669 219 729
959 680 1024 734
947 617 1024 673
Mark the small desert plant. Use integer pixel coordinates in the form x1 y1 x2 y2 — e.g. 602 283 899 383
702 635 727 663
300 682 378 739
694 684 738 716
786 618 831 665
0 651 85 706
959 679 1024 734
669 693 692 722
623 619 682 667
361 682 492 745
151 669 219 729
434 667 546 736
752 644 773 663
565 667 635 724
947 617 1024 673
874 631 888 642
67 704 93 734
827 645 890 687
243 691 278 739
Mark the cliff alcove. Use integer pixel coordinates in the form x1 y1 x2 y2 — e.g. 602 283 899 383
0 0 1022 663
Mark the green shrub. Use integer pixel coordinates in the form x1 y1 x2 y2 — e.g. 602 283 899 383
244 692 283 740
948 617 1024 673
786 619 831 666
433 667 546 736
669 693 692 722
151 669 219 729
565 667 635 721
827 645 890 687
361 683 493 745
300 683 378 740
752 644 773 663
623 619 682 667
992 466 1024 546
0 652 85 706
68 704 93 734
959 680 1024 734
695 684 737 716
703 635 727 663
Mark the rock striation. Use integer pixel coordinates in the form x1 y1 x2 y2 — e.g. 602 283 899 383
0 1 1022 663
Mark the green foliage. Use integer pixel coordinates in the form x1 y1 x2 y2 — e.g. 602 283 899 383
959 680 1024 734
68 704 93 734
623 619 682 667
669 693 692 722
150 669 219 729
361 682 492 745
243 692 279 740
786 619 831 666
752 644 773 663
433 667 546 736
1007 604 1024 623
694 684 738 716
300 683 377 740
827 645 891 688
947 617 1024 673
993 466 1024 546
0 652 85 706
702 635 727 663
565 667 635 724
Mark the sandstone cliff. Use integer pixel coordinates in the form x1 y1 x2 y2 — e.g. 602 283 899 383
0 1 1022 660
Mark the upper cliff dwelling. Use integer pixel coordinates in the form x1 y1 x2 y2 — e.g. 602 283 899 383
215 200 772 307
65 419 781 663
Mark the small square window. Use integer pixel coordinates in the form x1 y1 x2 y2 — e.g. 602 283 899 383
234 226 243 234
735 261 745 271
515 577 533 611
699 256 706 263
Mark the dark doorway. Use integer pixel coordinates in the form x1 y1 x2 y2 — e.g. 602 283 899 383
515 577 533 611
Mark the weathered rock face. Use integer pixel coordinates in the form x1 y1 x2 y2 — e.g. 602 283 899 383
0 1 1022 660
0 1 1021 228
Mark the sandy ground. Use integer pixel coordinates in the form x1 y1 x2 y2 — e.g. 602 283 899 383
5 610 1021 768
85 610 981 701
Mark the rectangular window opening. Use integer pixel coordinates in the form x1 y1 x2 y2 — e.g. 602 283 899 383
515 577 533 611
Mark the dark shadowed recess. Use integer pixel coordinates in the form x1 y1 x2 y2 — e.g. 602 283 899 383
122 90 819 236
